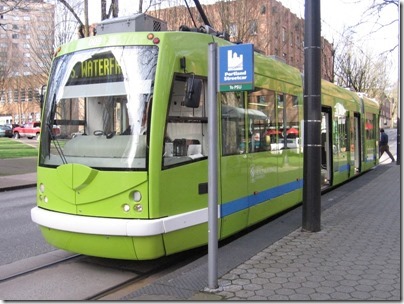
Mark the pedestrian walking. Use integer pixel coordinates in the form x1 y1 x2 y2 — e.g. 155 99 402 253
379 128 395 162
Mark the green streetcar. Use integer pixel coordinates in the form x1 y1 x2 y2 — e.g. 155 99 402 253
31 13 379 260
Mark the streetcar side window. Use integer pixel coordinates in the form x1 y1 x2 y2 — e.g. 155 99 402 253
365 113 375 140
163 74 207 168
333 102 348 155
247 88 275 152
221 91 246 155
246 89 300 153
275 93 300 151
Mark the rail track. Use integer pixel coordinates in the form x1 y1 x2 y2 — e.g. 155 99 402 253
0 247 206 300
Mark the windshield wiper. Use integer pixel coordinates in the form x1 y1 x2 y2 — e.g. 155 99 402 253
47 122 67 165
47 93 67 164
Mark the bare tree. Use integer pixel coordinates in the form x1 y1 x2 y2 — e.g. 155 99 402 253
335 0 399 126
101 0 119 20
0 0 28 84
334 29 390 97
57 0 84 27
54 0 83 45
213 0 261 44
352 0 399 54
0 1 27 31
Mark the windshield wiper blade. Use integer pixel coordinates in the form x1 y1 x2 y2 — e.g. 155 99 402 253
47 122 67 165
47 93 67 165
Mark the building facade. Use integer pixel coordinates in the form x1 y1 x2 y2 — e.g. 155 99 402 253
0 0 54 125
149 0 335 81
151 0 397 127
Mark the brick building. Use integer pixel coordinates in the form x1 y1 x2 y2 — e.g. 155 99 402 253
149 0 334 81
0 0 54 125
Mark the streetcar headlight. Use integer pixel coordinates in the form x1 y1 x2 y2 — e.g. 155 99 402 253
122 204 130 212
134 204 143 212
44 196 48 203
39 183 45 193
133 191 142 202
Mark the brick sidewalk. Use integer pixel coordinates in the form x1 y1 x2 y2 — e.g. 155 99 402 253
214 164 400 300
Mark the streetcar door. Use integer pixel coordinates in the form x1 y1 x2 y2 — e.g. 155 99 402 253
321 108 332 188
351 113 361 174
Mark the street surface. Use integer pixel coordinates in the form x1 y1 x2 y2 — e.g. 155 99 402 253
0 188 55 266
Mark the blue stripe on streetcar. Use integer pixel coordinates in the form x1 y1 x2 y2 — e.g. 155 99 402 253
220 179 303 217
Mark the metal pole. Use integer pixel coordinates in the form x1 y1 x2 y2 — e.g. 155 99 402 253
193 0 212 27
396 4 400 165
302 0 322 232
207 42 218 289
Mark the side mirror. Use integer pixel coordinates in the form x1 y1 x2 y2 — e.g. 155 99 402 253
184 77 202 108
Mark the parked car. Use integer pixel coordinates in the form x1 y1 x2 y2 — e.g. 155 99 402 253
6 123 20 131
13 122 60 140
0 125 13 138
13 122 41 139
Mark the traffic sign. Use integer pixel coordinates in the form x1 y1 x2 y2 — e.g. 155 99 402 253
218 44 254 92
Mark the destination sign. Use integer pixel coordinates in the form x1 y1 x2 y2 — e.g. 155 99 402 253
66 52 123 86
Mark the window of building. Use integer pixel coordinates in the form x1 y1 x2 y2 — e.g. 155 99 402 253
229 23 238 38
20 89 26 102
14 89 19 102
249 20 258 35
282 27 286 42
12 33 19 39
28 89 33 102
0 90 5 103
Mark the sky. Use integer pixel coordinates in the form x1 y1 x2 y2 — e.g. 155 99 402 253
88 0 399 83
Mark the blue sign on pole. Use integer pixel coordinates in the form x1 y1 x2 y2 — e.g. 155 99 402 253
218 43 254 92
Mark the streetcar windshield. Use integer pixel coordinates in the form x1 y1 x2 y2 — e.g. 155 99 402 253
39 46 158 170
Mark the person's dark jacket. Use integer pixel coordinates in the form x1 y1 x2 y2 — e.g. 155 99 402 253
380 132 388 146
